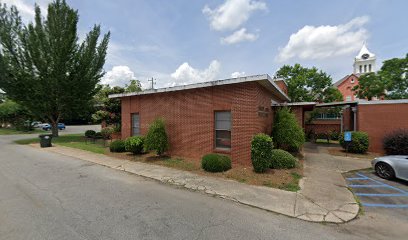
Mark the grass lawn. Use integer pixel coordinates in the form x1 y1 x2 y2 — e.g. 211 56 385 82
107 151 304 192
0 128 44 135
15 134 107 154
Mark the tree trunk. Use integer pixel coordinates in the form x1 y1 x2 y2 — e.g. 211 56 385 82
51 121 59 137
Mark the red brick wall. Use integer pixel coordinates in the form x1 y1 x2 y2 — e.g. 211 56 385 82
357 103 408 153
305 120 341 135
121 82 277 165
274 80 288 95
337 75 359 101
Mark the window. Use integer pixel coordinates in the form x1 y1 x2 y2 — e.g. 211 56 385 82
369 64 372 72
131 113 140 136
351 78 355 83
359 65 362 73
316 113 341 120
364 65 367 72
215 111 231 149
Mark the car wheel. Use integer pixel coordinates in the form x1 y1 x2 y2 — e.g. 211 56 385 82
375 162 395 180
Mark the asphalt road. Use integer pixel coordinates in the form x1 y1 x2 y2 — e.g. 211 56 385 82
0 135 406 240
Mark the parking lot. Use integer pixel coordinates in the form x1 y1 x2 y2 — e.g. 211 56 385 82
345 170 408 221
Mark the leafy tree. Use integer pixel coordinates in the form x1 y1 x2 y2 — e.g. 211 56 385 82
276 64 342 102
352 54 408 100
380 54 408 99
0 99 32 130
0 0 110 136
125 79 142 93
144 118 169 156
321 87 343 103
352 73 386 100
272 107 305 152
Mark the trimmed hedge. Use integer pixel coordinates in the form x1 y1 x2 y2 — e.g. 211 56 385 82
251 133 273 173
272 107 305 152
383 129 408 155
201 154 231 173
339 131 369 154
85 130 96 138
144 118 169 155
109 140 126 153
125 136 145 154
270 149 298 169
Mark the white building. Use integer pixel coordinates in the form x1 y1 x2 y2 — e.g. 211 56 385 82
353 43 376 74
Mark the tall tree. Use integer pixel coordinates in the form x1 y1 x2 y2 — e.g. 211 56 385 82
380 54 408 99
124 79 142 93
0 0 110 136
352 73 386 100
276 64 342 102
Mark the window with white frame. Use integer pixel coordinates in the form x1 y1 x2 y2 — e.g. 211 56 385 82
215 111 231 149
132 113 140 136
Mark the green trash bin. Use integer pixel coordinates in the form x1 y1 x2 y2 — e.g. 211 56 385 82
39 134 53 148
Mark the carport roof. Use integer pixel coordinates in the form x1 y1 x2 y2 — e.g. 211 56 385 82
108 74 290 102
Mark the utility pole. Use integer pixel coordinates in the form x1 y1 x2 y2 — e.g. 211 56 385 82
148 77 156 89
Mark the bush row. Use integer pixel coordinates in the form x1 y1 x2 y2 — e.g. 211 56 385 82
251 133 298 173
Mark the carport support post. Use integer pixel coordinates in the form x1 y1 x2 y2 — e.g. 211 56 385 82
352 107 357 131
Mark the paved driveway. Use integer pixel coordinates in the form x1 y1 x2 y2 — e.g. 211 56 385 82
304 143 408 240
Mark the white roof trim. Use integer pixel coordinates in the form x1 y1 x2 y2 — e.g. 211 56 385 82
272 102 316 106
358 99 408 105
109 74 290 101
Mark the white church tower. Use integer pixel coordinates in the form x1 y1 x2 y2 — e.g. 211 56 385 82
353 43 376 74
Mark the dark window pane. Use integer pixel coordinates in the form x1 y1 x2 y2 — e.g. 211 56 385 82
215 130 231 149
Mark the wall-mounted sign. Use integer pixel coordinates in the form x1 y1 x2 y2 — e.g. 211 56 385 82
344 131 352 142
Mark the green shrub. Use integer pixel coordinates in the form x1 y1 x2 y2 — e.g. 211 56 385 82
201 154 231 172
339 131 369 154
85 130 96 138
270 149 298 169
125 136 144 154
94 131 102 138
144 118 169 155
101 127 114 139
383 129 408 155
109 140 126 152
272 107 305 152
251 133 273 173
329 130 340 141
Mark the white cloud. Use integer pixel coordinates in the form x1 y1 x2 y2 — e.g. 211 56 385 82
169 60 221 87
203 0 266 31
101 66 136 87
2 0 49 21
231 71 246 78
221 28 258 45
277 16 370 62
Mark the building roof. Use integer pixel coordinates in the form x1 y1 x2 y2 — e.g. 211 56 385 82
109 74 290 101
333 73 361 87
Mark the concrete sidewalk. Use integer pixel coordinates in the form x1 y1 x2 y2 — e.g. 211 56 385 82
33 143 368 223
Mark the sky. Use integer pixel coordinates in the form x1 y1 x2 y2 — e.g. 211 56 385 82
3 0 408 89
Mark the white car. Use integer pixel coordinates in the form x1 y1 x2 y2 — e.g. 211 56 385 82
372 156 408 181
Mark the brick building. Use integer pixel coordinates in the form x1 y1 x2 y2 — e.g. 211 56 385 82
110 75 289 165
334 43 377 101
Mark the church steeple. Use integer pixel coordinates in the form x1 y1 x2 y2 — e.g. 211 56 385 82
353 43 376 74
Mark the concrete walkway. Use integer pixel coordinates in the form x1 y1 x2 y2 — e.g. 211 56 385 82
33 143 371 223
